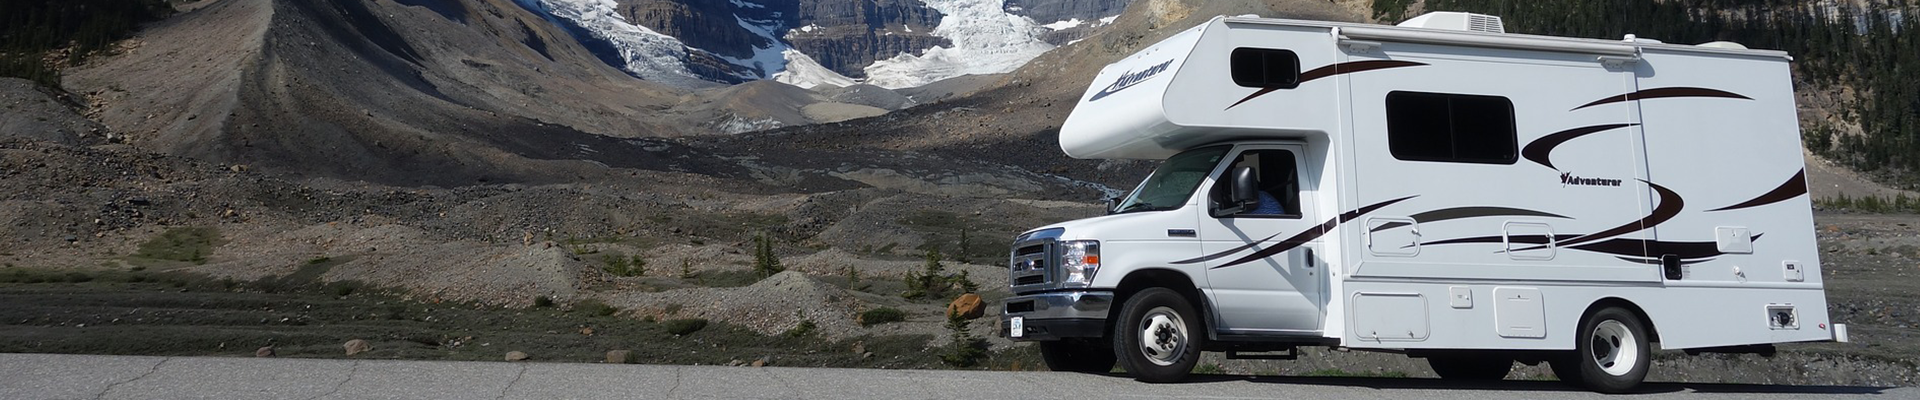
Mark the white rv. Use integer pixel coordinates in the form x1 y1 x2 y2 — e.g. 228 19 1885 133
999 12 1847 392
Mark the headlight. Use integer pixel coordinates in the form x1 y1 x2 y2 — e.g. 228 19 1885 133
1060 240 1101 286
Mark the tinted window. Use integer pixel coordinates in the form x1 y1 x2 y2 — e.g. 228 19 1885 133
1230 48 1300 89
1385 91 1517 164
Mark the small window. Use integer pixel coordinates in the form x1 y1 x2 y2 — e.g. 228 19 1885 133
1230 48 1300 89
1385 91 1517 164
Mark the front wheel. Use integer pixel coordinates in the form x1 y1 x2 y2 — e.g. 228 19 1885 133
1040 338 1116 373
1551 307 1651 393
1113 287 1205 383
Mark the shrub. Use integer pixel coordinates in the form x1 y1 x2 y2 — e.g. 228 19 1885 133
662 318 708 335
785 317 817 338
532 296 554 308
859 307 907 326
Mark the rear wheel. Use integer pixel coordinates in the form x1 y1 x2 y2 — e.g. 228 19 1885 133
1114 287 1205 383
1551 307 1651 393
1040 338 1116 373
1426 355 1513 380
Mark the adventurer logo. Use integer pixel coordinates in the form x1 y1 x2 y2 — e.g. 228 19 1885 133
1088 60 1173 102
1561 172 1623 187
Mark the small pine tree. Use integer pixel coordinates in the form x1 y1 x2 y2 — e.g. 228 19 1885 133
680 259 696 279
939 309 987 367
845 265 866 290
753 233 785 277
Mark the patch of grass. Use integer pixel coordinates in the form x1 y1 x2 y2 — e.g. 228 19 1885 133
1193 363 1226 374
130 227 221 265
571 299 619 317
859 307 907 327
306 256 331 265
601 253 647 277
662 319 708 336
691 269 763 288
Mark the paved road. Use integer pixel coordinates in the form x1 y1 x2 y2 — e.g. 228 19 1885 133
0 353 1910 399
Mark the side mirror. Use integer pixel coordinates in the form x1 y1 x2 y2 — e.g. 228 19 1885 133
1231 167 1259 206
1211 167 1259 217
1104 196 1121 215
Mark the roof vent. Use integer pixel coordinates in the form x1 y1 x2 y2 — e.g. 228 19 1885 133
1697 41 1749 50
1397 12 1505 34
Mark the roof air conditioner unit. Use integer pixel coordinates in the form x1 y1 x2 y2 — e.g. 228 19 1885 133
1397 12 1506 34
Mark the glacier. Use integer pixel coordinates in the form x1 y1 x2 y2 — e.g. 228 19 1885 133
511 0 715 88
861 0 1057 89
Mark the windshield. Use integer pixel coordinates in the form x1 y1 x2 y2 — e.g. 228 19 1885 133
1112 146 1230 214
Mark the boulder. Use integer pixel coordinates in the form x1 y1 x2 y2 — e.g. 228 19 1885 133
506 351 530 361
606 350 634 364
254 346 275 357
948 293 986 320
343 339 371 356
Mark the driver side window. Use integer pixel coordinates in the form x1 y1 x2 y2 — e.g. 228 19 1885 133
1210 149 1302 218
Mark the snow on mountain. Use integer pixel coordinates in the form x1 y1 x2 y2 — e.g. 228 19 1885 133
513 0 714 88
713 0 791 80
773 49 857 89
862 0 1057 89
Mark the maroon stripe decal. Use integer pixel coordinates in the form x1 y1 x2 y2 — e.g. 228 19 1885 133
1570 87 1753 111
1225 60 1428 110
1706 169 1808 212
1520 123 1639 170
1201 196 1416 270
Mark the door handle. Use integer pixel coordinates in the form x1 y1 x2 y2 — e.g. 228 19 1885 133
1305 248 1316 268
1167 229 1197 237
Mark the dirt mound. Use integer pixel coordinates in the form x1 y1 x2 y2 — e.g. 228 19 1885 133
0 78 104 146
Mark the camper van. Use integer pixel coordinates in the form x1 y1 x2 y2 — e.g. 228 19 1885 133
998 12 1846 392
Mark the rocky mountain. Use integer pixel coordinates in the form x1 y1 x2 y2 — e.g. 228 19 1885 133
516 0 1131 89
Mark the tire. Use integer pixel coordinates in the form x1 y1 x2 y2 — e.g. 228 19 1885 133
1426 355 1513 380
1040 338 1116 373
1113 287 1205 383
1553 307 1652 393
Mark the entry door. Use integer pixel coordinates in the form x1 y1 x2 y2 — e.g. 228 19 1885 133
1200 145 1324 334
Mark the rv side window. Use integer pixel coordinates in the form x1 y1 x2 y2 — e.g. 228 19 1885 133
1385 91 1518 164
1230 48 1300 89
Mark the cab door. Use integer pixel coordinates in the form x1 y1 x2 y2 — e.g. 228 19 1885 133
1199 144 1325 334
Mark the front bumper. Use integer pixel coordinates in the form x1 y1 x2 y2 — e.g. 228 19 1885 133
1000 290 1114 341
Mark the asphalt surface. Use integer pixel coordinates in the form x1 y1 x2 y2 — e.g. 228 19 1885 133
0 353 1911 399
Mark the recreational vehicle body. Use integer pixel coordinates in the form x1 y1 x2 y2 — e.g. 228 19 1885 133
998 12 1846 392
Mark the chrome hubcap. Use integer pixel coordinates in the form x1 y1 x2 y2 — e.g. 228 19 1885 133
1589 319 1639 376
1139 306 1188 366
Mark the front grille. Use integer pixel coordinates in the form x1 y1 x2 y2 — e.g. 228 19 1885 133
1009 239 1053 292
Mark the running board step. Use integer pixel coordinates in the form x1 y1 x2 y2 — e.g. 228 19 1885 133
1226 348 1298 360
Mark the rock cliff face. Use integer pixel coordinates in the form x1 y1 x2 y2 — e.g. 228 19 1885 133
782 0 952 79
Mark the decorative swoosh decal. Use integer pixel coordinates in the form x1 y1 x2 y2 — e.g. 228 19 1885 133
1520 123 1640 170
1225 60 1428 110
1505 180 1684 254
1570 87 1753 111
1191 196 1417 270
1706 169 1808 212
1368 207 1571 232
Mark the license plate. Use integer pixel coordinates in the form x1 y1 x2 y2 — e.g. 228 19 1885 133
1010 317 1024 338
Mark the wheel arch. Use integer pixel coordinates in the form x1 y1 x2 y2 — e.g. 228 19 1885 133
1580 297 1660 344
1112 268 1210 335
